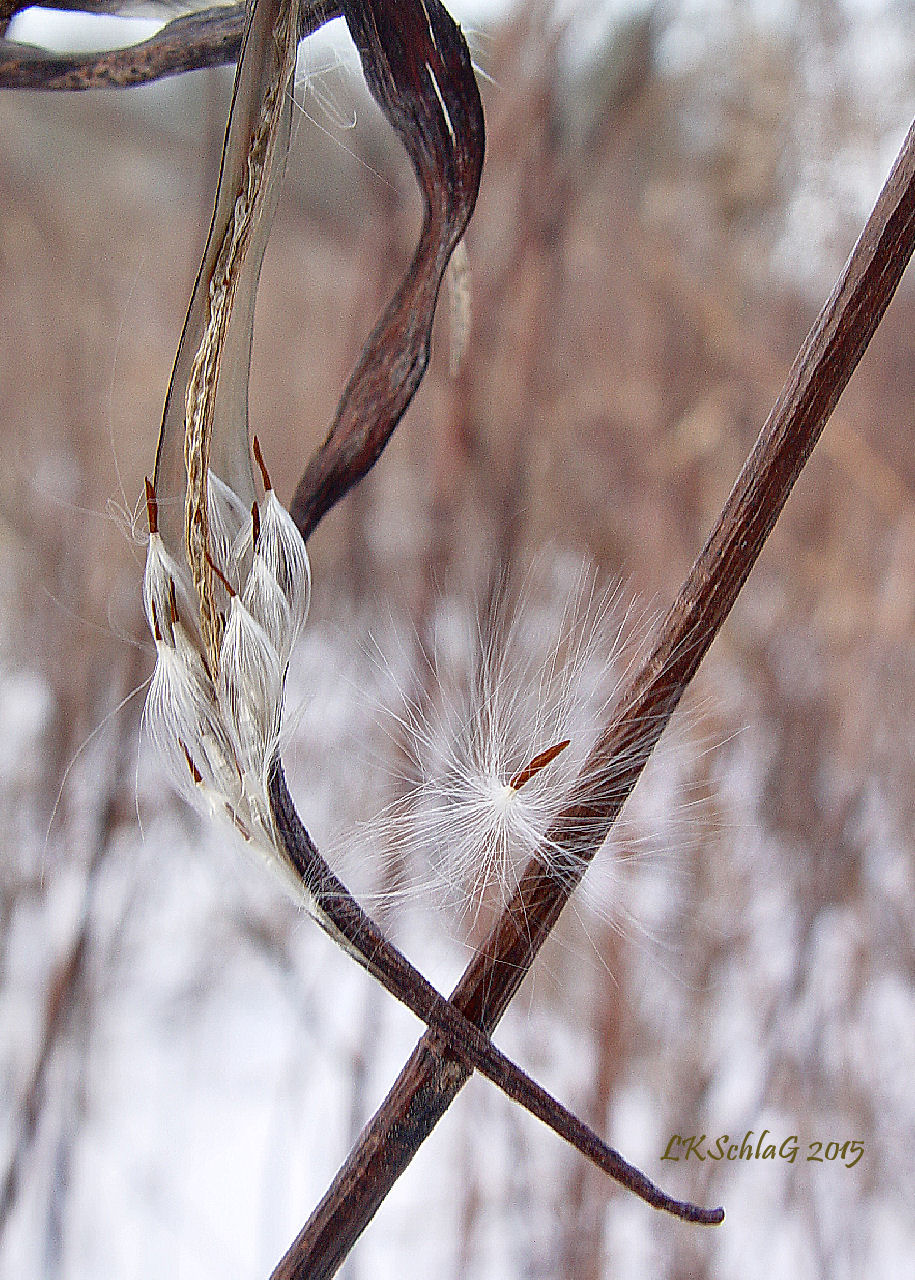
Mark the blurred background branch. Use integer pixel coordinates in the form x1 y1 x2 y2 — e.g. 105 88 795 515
0 5 247 89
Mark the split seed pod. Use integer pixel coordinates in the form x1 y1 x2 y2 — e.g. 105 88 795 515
143 0 309 852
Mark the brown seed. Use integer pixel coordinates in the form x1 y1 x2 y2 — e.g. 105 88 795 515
252 435 272 492
205 549 236 598
251 500 261 549
181 741 203 785
145 477 158 535
509 739 571 791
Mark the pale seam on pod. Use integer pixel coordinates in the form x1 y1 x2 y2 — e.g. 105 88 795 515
183 0 301 672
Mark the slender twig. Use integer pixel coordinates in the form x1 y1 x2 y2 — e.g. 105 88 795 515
0 6 246 90
0 1 340 91
269 761 723 1226
270 116 915 1280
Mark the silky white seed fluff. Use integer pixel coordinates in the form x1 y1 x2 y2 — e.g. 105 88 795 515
217 593 283 795
257 488 311 654
144 465 310 855
145 630 240 813
143 531 199 647
208 470 253 591
361 564 648 926
243 553 294 668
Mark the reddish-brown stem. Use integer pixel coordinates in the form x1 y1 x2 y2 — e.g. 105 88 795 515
268 762 723 1237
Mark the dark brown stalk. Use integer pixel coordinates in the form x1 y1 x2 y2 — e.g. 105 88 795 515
0 1 340 91
288 0 485 540
270 116 915 1279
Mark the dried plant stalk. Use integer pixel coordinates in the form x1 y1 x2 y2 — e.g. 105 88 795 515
271 116 915 1280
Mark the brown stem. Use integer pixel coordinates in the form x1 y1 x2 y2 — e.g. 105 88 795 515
271 115 915 1279
268 763 723 1235
0 2 340 91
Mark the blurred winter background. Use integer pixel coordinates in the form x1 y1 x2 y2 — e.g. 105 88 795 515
1 0 914 1276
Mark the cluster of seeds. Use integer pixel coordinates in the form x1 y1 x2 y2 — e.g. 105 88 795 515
143 438 309 851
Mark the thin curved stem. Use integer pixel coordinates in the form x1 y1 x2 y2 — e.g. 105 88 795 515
268 761 723 1231
0 1 340 91
289 0 485 541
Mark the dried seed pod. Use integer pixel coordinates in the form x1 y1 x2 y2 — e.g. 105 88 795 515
144 456 308 850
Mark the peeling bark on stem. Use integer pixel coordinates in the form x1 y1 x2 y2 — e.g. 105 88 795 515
0 3 341 91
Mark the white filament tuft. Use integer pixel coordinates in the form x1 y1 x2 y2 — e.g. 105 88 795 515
143 531 197 646
368 561 645 926
143 460 309 852
144 628 241 817
217 593 283 797
242 552 293 666
256 488 311 658
207 470 253 591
